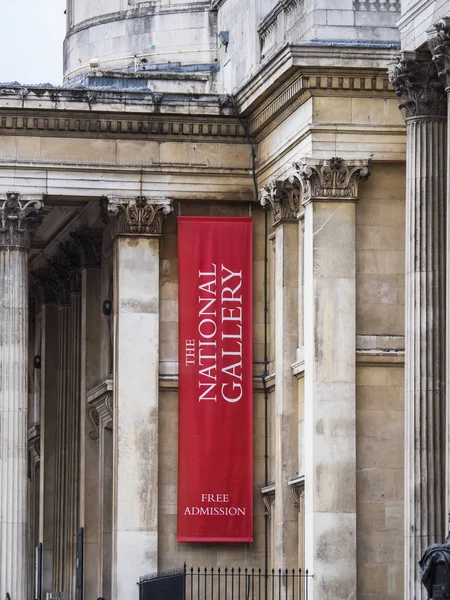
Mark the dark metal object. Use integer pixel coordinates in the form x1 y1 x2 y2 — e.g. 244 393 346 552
102 299 112 317
35 543 42 600
420 533 450 599
139 567 311 600
138 571 185 600
76 528 84 600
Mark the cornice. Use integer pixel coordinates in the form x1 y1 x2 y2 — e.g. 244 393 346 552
247 68 396 139
236 43 399 115
0 157 251 176
255 123 405 178
0 106 247 141
0 87 235 111
0 59 398 146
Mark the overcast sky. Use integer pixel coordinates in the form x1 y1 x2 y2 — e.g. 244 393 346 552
0 0 66 85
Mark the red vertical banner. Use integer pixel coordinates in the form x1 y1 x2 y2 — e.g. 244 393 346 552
177 217 253 542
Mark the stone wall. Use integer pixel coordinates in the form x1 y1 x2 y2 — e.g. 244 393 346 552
356 163 405 338
65 1 216 85
397 0 449 52
356 364 404 599
355 163 406 599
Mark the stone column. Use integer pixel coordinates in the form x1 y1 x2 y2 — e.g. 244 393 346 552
261 177 300 570
390 54 448 599
433 13 450 536
0 192 43 600
74 232 103 599
50 244 82 596
37 297 59 596
104 196 172 600
297 158 370 600
52 297 70 593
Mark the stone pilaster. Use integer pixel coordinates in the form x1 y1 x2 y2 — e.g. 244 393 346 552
390 53 447 600
261 177 299 570
0 192 43 600
104 196 172 600
86 379 113 599
28 425 41 600
296 158 370 600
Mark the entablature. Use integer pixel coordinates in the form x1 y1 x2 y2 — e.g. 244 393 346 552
239 65 399 141
0 88 246 142
236 43 399 116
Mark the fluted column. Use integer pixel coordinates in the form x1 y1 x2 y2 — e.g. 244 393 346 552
53 302 70 592
65 290 81 596
0 192 43 600
390 54 448 599
74 231 102 599
297 158 370 600
104 196 172 600
433 13 450 541
50 246 82 596
33 281 59 597
261 177 299 571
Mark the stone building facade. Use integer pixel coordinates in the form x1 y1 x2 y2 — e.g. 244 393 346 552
1 0 450 599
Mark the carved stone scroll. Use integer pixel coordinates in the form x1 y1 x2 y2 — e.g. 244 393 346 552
0 192 44 249
260 175 300 226
295 157 370 204
103 196 172 237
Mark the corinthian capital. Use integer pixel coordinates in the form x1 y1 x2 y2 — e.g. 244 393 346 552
295 157 370 204
260 176 300 226
0 192 44 249
432 18 450 91
389 53 447 118
102 196 172 237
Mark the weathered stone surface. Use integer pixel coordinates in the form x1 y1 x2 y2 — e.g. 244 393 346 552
0 193 44 600
0 192 44 249
298 157 370 600
404 106 447 600
112 235 161 600
389 53 447 118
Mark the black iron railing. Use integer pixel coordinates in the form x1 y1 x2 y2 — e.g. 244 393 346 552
183 566 311 600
